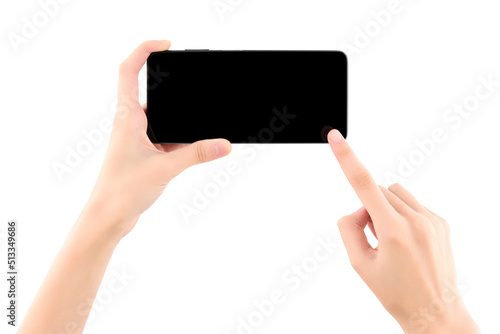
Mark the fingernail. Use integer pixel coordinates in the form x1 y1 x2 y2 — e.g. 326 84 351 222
328 129 343 143
214 141 228 158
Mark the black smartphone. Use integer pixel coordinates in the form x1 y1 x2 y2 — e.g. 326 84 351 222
146 50 347 143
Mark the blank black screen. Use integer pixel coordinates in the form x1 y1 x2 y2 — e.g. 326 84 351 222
146 50 347 143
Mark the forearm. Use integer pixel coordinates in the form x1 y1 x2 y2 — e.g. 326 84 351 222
18 202 128 334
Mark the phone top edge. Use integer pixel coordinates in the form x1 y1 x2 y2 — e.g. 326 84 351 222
149 49 347 54
148 49 349 62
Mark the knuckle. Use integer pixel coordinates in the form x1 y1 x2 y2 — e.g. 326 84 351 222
337 216 348 228
441 219 451 235
118 61 132 76
352 170 375 189
349 258 363 272
411 216 436 241
139 41 150 49
336 144 353 161
432 211 446 223
195 143 207 163
347 254 366 273
433 217 450 238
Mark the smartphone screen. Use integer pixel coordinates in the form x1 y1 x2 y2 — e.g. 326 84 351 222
146 50 347 143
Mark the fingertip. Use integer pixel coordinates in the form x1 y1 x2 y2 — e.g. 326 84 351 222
214 139 232 158
162 40 171 50
327 129 343 144
141 40 171 52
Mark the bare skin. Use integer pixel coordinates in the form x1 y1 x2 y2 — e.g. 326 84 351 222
328 129 480 334
18 40 232 334
18 40 479 334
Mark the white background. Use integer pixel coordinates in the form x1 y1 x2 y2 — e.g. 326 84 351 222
1 0 500 333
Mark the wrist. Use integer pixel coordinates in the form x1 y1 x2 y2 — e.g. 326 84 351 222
79 195 140 243
401 300 480 334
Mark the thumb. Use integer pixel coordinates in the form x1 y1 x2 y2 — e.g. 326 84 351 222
164 138 232 176
337 207 375 273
